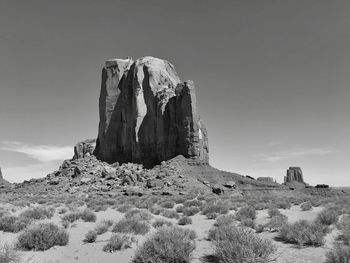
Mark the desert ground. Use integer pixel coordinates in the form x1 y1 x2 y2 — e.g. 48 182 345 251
1 187 350 263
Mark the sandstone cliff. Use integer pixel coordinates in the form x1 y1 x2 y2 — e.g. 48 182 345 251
93 56 209 167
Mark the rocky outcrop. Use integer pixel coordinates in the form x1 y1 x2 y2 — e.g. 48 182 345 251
284 167 304 184
94 56 209 167
73 139 96 160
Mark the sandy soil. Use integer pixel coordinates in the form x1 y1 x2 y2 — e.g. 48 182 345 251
0 204 338 263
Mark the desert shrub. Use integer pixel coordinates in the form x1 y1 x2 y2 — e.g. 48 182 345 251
183 200 203 207
206 212 219 220
112 218 150 235
201 204 229 216
161 209 180 219
337 214 350 245
183 206 200 216
236 206 256 221
103 234 133 252
268 207 281 218
310 198 322 207
152 219 173 228
300 202 313 211
214 214 236 227
83 230 97 243
61 220 70 229
132 226 196 263
209 225 276 263
79 209 96 222
253 202 270 210
11 200 30 207
149 206 163 215
239 218 255 229
159 200 176 209
255 224 265 233
61 211 81 223
16 223 69 251
316 209 339 226
175 205 185 213
19 207 54 220
325 244 350 263
172 196 187 204
116 204 133 213
57 207 68 214
94 219 114 235
197 195 206 201
0 216 32 233
278 220 328 247
0 243 20 263
124 209 153 221
178 216 192 225
61 209 96 223
0 209 9 218
290 197 305 206
264 215 287 232
135 200 154 209
276 200 292 210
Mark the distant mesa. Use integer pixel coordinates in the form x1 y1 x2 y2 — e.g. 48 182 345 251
93 56 209 167
257 177 274 183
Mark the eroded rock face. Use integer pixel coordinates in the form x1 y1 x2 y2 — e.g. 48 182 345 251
94 56 209 167
73 139 96 160
284 167 304 184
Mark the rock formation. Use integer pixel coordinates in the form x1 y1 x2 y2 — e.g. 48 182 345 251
284 167 304 184
93 56 209 167
0 167 11 188
257 177 274 183
73 139 96 160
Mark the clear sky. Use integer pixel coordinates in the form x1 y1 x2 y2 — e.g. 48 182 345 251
0 0 349 186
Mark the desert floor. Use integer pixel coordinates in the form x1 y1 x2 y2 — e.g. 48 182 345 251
0 203 338 263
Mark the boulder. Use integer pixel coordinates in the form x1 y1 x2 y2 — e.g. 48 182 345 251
73 167 81 178
146 179 156 188
224 181 236 189
212 184 224 195
94 56 209 167
101 167 116 178
80 177 92 184
73 139 96 160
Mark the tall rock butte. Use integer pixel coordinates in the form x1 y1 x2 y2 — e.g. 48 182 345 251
93 56 209 167
284 167 305 184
